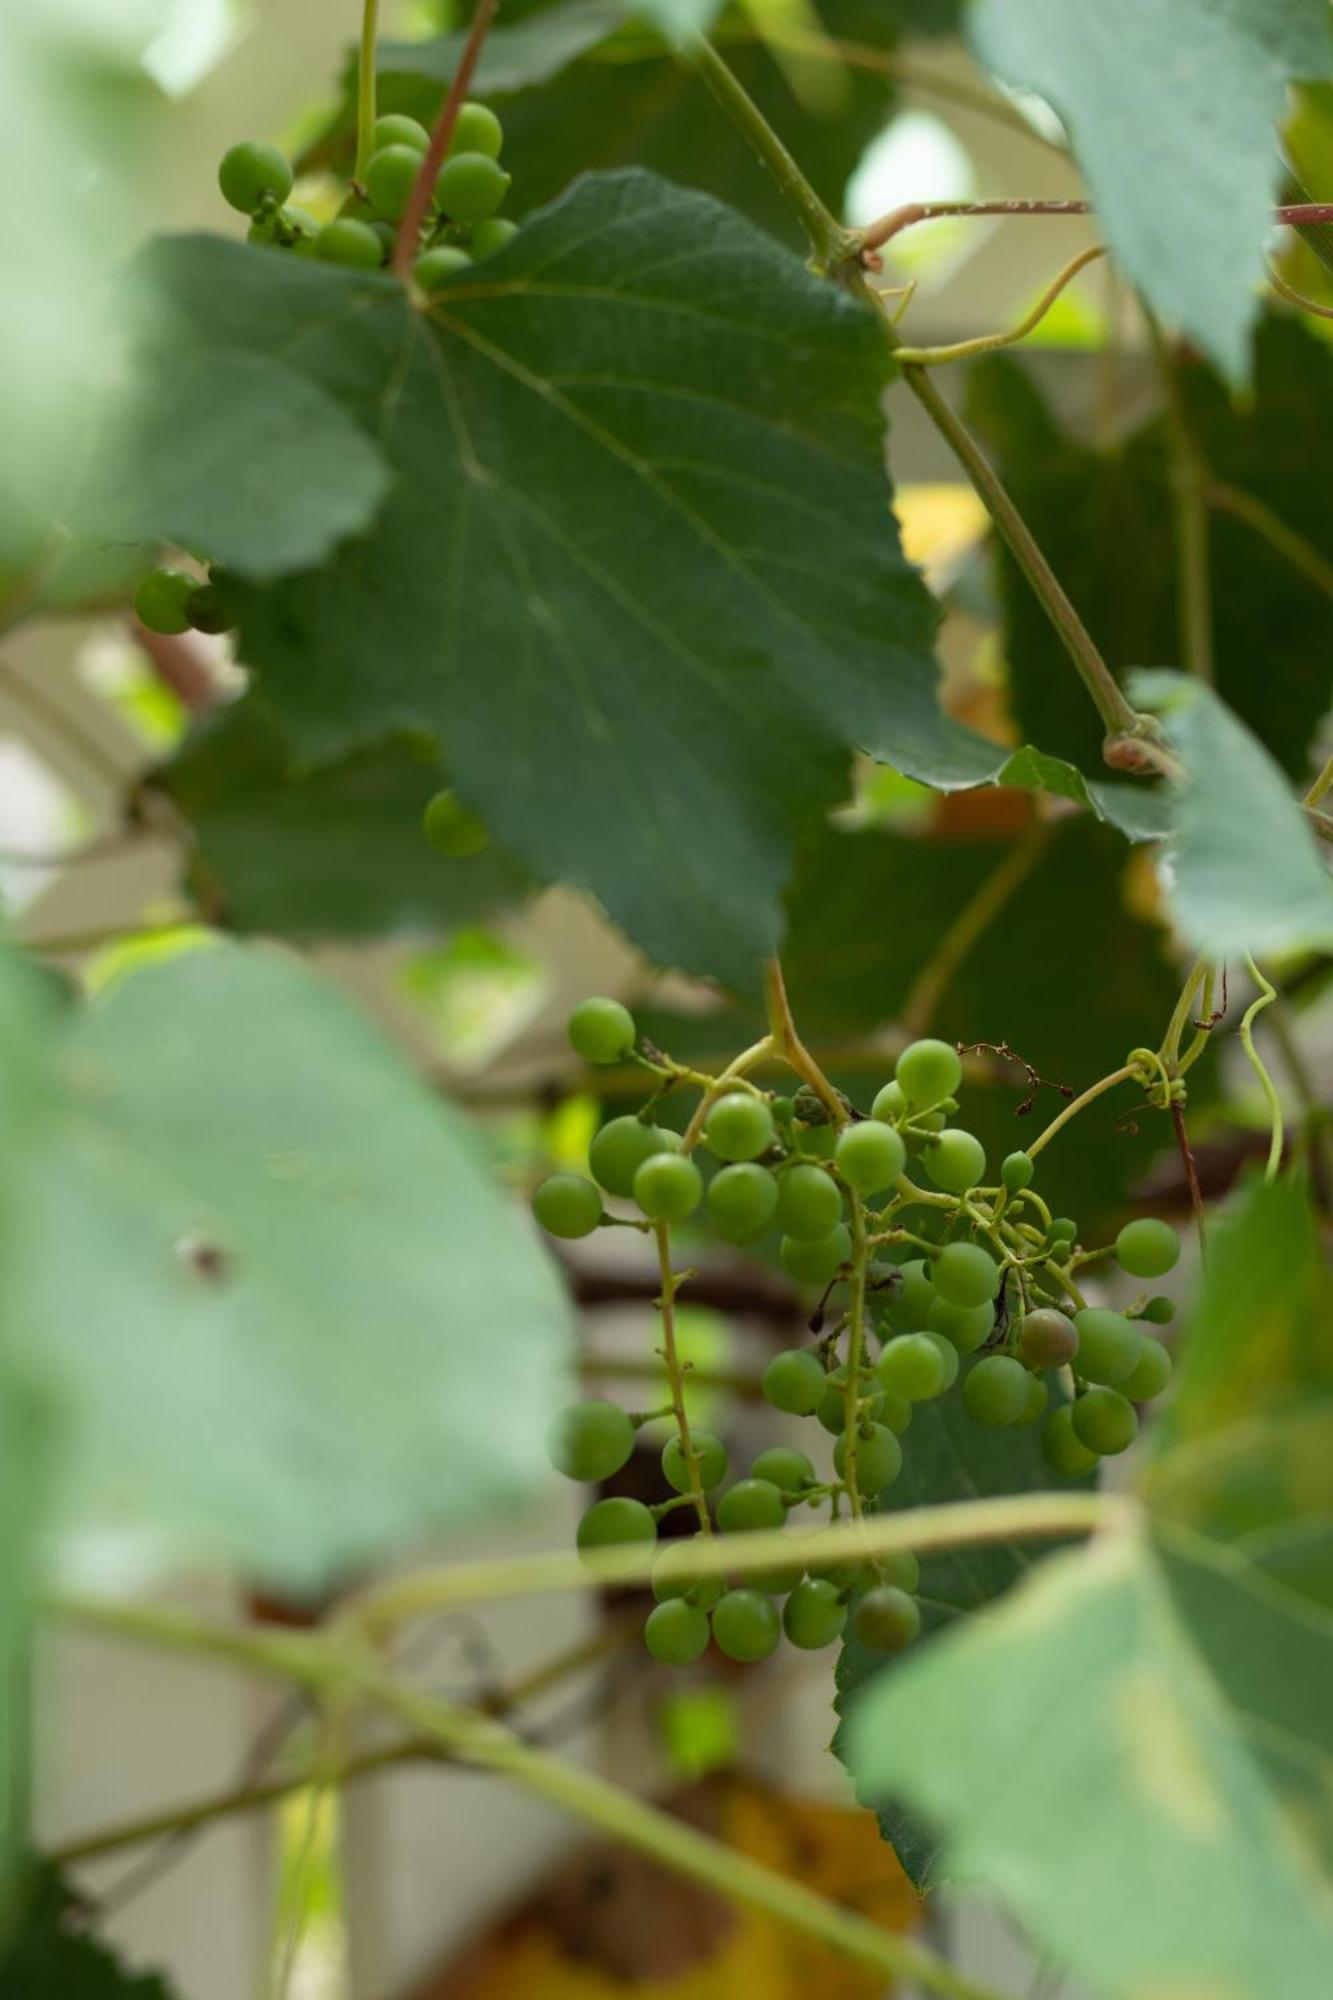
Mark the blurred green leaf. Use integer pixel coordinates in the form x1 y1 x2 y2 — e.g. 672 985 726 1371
0 1861 180 1996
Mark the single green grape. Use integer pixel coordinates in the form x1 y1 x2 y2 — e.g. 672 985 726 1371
833 1422 902 1494
962 1354 1030 1427
887 1258 937 1328
834 1119 906 1195
1017 1307 1079 1369
879 1388 913 1435
1116 1216 1181 1278
877 1334 947 1402
374 113 430 152
218 140 293 214
854 1585 920 1653
704 1091 775 1162
435 151 511 222
634 1152 703 1222
546 1400 634 1481
589 1116 673 1197
470 216 519 258
761 1348 826 1417
567 995 635 1064
365 143 427 220
933 1241 999 1309
923 1329 960 1391
923 1129 987 1194
717 1478 786 1534
895 1037 962 1109
816 1374 884 1435
1073 1308 1141 1386
415 245 472 289
449 101 505 160
1143 1295 1176 1325
739 1560 805 1596
133 568 194 636
185 583 233 634
707 1162 779 1243
870 1079 906 1121
750 1446 816 1493
576 1495 656 1555
1047 1216 1078 1247
1120 1335 1173 1402
312 218 384 268
651 1543 723 1607
775 1163 842 1239
1072 1386 1138 1456
780 1224 851 1286
1042 1404 1099 1478
662 1429 727 1494
711 1588 780 1662
1016 1372 1048 1427
532 1172 602 1239
880 1548 920 1592
422 788 488 856
643 1597 710 1664
783 1578 846 1650
1001 1150 1034 1192
926 1295 994 1354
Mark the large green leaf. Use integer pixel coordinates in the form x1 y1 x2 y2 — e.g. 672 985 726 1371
1 942 573 1587
0 1861 180 1996
128 175 991 987
970 0 1333 379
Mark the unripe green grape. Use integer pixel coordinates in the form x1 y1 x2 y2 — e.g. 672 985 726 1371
854 1585 920 1653
879 1389 913 1435
1073 1386 1138 1456
783 1578 846 1649
643 1597 710 1664
546 1400 634 1481
887 1258 937 1328
871 1079 906 1121
816 1374 884 1435
1120 1335 1173 1402
365 144 426 220
962 1354 1030 1427
877 1333 947 1402
717 1478 786 1534
923 1129 987 1194
711 1588 780 1662
775 1163 842 1239
134 568 194 636
1043 1404 1098 1478
895 1037 962 1109
1143 1295 1176 1325
469 216 520 258
923 1329 960 1390
880 1548 920 1592
422 788 488 856
312 218 384 268
576 1495 656 1554
1074 1308 1141 1386
1016 1372 1048 1427
704 1091 774 1162
651 1543 723 1607
589 1116 671 1197
1047 1216 1078 1247
1116 1216 1181 1278
834 1118 906 1194
218 140 293 214
185 583 233 634
374 113 431 152
435 151 510 222
933 1241 999 1309
761 1347 825 1416
739 1560 805 1596
750 1447 816 1494
449 100 505 159
926 1295 993 1353
1001 1150 1034 1192
1017 1306 1079 1370
780 1224 851 1286
634 1152 702 1222
567 995 635 1064
833 1422 902 1494
532 1172 602 1239
662 1429 727 1494
415 245 472 289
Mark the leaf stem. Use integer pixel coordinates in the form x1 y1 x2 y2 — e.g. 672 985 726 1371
857 198 1333 262
391 0 498 279
652 1222 712 1537
354 0 381 184
764 957 848 1124
1150 323 1214 683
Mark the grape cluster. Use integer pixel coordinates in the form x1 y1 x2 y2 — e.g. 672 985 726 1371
535 1001 1180 1668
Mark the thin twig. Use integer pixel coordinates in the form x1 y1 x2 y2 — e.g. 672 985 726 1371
391 0 499 279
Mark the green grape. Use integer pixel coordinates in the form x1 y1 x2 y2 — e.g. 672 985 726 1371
312 218 384 268
704 1091 775 1162
589 1116 672 1197
711 1589 780 1662
962 1354 1030 1426
1143 1295 1176 1325
879 1389 913 1435
895 1037 962 1109
374 113 431 152
1120 1335 1173 1402
780 1225 851 1286
365 144 427 220
888 1258 937 1328
133 568 194 636
716 1478 786 1534
877 1334 947 1402
422 788 488 856
435 151 511 222
218 140 293 214
775 1163 841 1239
1116 1216 1181 1278
576 1495 656 1554
870 1079 906 1121
932 1241 999 1309
833 1422 902 1494
1047 1216 1078 1247
469 216 519 258
415 245 472 289
923 1129 987 1194
1017 1307 1079 1369
546 1400 634 1481
1016 1372 1048 1427
662 1429 727 1494
740 1560 805 1596
651 1543 723 1607
643 1598 710 1664
634 1152 703 1222
1042 1404 1098 1478
1072 1386 1139 1456
1001 1150 1033 1192
761 1347 825 1416
880 1549 920 1592
567 995 635 1064
854 1585 920 1653
923 1329 960 1390
449 101 505 160
532 1172 602 1239
816 1374 884 1435
783 1578 846 1650
750 1447 816 1493
185 583 232 634
834 1119 905 1194
1074 1308 1141 1386
926 1295 993 1354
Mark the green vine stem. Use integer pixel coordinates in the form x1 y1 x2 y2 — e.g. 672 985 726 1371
1207 485 1333 605
764 958 849 1124
1239 955 1283 1180
1023 1063 1138 1161
894 244 1107 367
1157 958 1211 1070
353 0 380 185
679 1035 776 1150
652 1221 713 1535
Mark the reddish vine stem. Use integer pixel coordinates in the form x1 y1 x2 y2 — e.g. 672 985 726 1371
858 197 1333 262
391 0 499 279
1169 1099 1206 1258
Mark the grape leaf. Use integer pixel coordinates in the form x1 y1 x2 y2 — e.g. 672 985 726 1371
1131 672 1333 958
970 0 1333 380
0 941 573 1588
0 1861 180 1996
127 173 993 988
